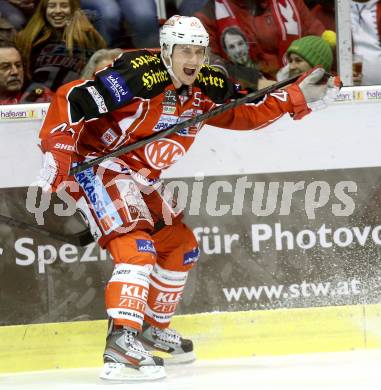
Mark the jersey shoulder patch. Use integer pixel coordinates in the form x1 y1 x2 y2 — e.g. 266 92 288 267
66 50 171 122
194 65 234 104
95 49 171 106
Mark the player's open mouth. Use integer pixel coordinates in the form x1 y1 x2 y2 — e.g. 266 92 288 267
183 68 196 76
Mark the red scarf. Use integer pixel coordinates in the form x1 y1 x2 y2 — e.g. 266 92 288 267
215 0 302 64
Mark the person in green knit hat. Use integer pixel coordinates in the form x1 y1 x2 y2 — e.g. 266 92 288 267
277 35 334 81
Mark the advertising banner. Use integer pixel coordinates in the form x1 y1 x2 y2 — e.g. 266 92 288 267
1 95 381 326
1 166 381 325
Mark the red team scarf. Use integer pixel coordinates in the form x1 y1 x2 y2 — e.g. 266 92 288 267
215 0 302 64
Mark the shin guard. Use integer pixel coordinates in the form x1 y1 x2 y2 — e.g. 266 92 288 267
105 263 152 331
145 263 188 328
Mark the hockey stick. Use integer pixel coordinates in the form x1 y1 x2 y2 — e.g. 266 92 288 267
69 73 302 176
0 214 94 246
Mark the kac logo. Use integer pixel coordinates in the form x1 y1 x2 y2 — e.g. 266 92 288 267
144 139 186 170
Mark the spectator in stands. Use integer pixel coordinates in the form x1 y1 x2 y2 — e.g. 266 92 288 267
0 15 16 44
351 0 381 85
16 0 106 92
0 0 35 31
80 48 124 79
195 0 336 80
80 0 160 48
0 42 52 104
276 35 334 81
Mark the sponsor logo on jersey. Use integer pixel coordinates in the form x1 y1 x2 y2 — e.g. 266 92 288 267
54 143 74 151
153 114 178 132
163 90 177 106
163 105 176 114
130 54 161 69
183 247 200 265
144 139 186 170
197 67 225 88
101 128 118 146
176 126 196 136
142 69 169 90
176 109 203 137
75 168 123 234
116 179 153 224
100 71 133 104
136 239 156 254
162 90 177 114
86 86 108 114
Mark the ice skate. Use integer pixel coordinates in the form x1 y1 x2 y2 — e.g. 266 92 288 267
100 326 166 382
138 322 196 365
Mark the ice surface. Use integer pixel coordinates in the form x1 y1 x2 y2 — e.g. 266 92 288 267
1 349 380 390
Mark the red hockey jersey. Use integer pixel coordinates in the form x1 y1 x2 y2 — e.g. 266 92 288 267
39 49 308 180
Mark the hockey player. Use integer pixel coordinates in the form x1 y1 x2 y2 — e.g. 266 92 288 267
37 15 339 381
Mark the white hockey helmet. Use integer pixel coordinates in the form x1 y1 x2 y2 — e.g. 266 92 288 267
160 15 209 57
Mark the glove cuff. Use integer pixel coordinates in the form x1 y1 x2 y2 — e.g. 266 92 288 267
285 84 311 120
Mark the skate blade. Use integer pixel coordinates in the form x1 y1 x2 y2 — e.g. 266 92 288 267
99 362 166 382
161 351 196 365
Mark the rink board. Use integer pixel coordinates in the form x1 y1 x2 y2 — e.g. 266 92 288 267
1 303 381 373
